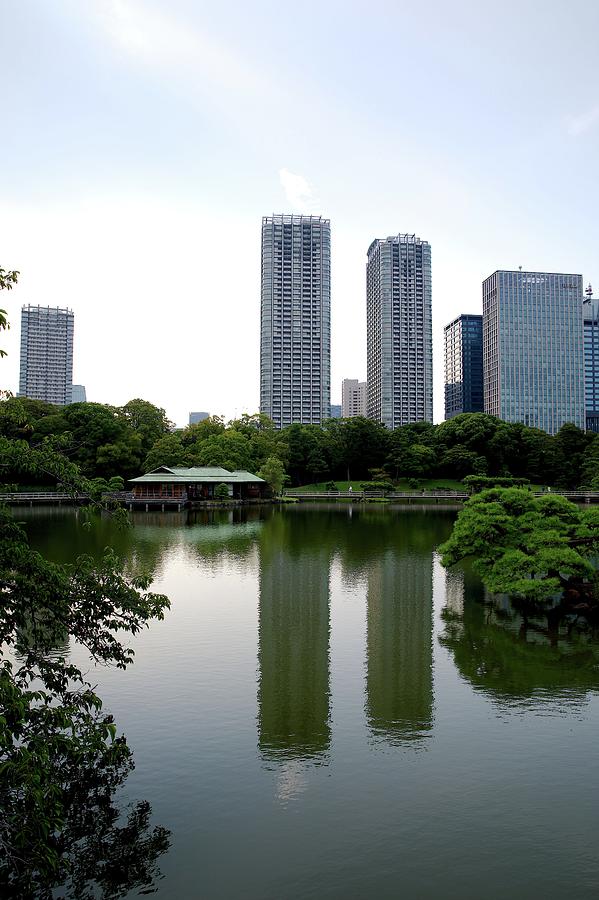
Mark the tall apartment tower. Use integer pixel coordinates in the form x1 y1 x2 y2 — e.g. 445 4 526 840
260 214 331 429
19 305 74 405
583 285 599 433
366 234 432 428
444 314 483 420
482 270 585 434
341 378 367 417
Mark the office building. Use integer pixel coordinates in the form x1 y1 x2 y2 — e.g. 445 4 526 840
482 270 585 434
189 411 210 425
366 234 432 428
19 305 74 405
330 404 341 418
342 378 367 418
71 384 86 403
444 314 483 419
584 285 599 433
259 214 331 428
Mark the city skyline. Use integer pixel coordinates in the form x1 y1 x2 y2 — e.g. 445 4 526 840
1 1 598 425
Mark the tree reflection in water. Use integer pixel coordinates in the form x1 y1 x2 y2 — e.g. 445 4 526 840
8 736 172 899
441 566 599 702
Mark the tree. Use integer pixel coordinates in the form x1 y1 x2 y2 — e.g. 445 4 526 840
258 456 287 496
552 422 594 489
440 487 599 606
214 482 230 500
119 399 173 457
0 504 171 896
190 430 252 471
1 269 171 894
580 435 599 489
0 267 19 361
441 445 487 478
324 416 389 481
144 433 189 470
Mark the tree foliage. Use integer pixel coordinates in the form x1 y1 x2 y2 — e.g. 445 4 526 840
1 268 171 895
0 443 172 896
257 456 287 496
440 488 599 604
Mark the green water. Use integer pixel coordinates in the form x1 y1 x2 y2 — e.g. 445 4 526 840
20 505 599 899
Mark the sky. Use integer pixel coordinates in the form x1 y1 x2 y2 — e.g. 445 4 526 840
1 0 598 426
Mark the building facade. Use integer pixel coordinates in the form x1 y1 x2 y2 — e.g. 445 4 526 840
366 234 432 429
341 378 367 418
260 214 331 429
329 404 341 419
482 270 585 434
444 314 483 419
189 411 210 425
19 305 74 405
584 287 599 433
71 384 86 403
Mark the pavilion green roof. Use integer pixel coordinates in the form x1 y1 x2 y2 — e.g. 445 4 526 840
129 466 265 484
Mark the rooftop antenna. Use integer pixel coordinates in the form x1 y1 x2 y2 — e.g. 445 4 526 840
585 283 593 299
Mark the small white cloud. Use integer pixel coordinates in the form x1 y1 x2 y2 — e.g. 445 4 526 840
279 168 320 212
567 103 599 136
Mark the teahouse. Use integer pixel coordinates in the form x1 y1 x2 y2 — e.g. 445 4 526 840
129 466 266 504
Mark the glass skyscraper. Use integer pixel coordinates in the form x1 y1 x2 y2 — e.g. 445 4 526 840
366 234 432 428
482 270 585 434
19 305 74 405
583 289 599 432
444 314 483 419
259 214 331 429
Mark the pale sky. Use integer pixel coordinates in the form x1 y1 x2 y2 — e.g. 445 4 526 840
1 0 598 426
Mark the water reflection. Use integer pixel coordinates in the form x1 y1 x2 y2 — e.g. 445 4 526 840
366 548 433 746
257 514 332 764
440 567 599 705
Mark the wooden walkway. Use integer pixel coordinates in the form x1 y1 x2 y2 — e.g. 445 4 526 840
285 490 599 503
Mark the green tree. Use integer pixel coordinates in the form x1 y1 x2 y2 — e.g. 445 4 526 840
324 416 389 481
144 433 189 470
258 456 287 496
440 487 599 604
552 422 594 489
0 501 171 896
580 435 599 489
214 482 230 500
190 431 252 471
119 398 173 457
1 271 171 895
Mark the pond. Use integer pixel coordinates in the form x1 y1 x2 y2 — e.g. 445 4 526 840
21 504 599 899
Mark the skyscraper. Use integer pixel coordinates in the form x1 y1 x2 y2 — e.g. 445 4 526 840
341 378 367 417
366 234 432 428
444 314 483 420
71 384 87 403
19 305 74 405
259 214 331 429
583 285 599 433
482 270 585 434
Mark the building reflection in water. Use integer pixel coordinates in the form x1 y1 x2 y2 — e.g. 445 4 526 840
257 516 332 767
365 545 434 747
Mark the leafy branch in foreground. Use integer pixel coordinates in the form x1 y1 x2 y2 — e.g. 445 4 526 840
0 499 171 897
1 266 171 896
439 488 599 606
